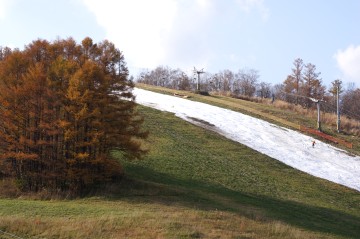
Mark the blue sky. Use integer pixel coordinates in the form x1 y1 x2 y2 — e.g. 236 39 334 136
1 0 360 88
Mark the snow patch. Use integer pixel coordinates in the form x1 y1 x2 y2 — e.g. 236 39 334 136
133 88 360 192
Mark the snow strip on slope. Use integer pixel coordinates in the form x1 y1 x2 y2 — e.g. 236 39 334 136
133 88 360 192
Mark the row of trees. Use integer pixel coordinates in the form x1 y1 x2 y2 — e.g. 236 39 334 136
137 66 272 98
276 58 360 120
0 37 147 192
136 60 360 121
340 87 360 121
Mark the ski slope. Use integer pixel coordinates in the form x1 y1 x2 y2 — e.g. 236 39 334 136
133 88 360 192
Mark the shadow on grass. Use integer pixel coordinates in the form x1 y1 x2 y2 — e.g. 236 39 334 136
101 165 360 239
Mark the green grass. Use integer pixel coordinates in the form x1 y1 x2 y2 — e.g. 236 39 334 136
119 107 360 235
0 100 359 238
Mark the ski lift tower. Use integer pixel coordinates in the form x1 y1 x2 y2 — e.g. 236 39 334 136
336 81 341 132
310 97 323 131
193 67 204 92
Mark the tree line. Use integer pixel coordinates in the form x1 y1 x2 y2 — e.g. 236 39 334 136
0 37 147 193
276 58 360 120
137 66 271 98
136 60 360 121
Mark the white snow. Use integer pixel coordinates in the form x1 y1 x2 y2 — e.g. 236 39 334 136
133 88 360 192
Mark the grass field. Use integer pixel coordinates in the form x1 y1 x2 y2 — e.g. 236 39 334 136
0 93 359 238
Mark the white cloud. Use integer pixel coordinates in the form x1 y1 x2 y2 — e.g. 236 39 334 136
334 45 360 85
235 0 269 21
81 0 270 75
82 0 177 70
196 0 211 8
0 0 11 19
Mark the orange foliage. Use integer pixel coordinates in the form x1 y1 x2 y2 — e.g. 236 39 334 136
0 37 147 193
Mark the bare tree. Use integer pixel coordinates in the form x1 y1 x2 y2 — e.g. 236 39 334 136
200 72 213 92
216 69 235 92
273 83 285 101
257 81 272 98
341 88 360 120
167 68 187 90
210 73 221 92
235 68 259 97
137 66 193 91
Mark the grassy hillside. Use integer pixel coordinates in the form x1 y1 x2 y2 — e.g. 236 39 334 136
1 104 359 238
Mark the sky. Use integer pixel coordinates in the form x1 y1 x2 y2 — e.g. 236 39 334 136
1 0 360 88
134 88 360 192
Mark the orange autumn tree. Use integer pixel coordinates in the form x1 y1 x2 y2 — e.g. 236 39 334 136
0 37 147 192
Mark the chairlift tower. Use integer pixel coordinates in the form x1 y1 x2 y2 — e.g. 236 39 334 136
309 97 323 131
193 67 204 92
336 82 341 132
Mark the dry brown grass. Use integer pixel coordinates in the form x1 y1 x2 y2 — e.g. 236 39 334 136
0 178 21 198
214 90 360 136
272 100 360 136
0 205 333 239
